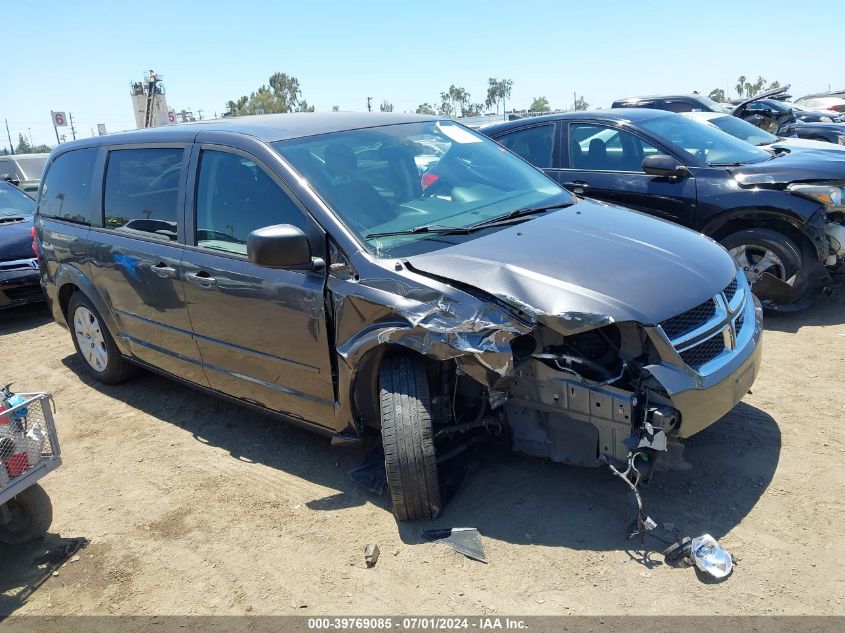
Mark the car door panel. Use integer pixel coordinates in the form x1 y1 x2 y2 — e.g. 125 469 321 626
547 122 699 228
181 145 335 425
89 145 209 385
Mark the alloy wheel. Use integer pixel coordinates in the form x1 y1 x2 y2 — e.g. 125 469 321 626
729 245 787 285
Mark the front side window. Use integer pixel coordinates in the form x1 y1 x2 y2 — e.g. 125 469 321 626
496 125 555 168
639 114 771 166
195 150 308 255
273 121 568 257
569 124 661 171
103 148 184 240
38 147 98 224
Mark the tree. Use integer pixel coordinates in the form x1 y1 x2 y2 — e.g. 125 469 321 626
485 78 513 114
736 76 746 98
708 88 726 102
768 80 780 90
226 72 308 115
529 96 550 112
438 85 479 117
573 96 589 111
15 133 32 154
416 103 436 115
379 100 394 112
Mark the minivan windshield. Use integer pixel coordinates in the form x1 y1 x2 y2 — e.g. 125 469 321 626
0 182 36 216
273 121 571 256
640 113 772 166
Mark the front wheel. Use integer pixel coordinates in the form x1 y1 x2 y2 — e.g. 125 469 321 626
379 354 442 521
721 228 802 287
0 484 53 544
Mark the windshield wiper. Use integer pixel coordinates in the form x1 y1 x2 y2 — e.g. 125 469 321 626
365 199 573 240
365 225 474 239
468 201 572 230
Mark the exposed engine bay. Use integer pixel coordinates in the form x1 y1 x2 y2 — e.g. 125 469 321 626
427 322 683 470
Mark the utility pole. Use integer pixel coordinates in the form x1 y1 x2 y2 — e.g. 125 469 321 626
367 97 372 112
197 109 204 120
4 119 14 154
573 91 576 112
69 113 77 140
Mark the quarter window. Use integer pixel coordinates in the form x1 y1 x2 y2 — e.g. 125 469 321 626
569 124 661 172
497 125 555 168
195 150 308 255
38 148 99 225
103 148 184 240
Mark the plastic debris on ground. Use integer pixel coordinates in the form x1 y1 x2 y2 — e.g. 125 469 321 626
423 527 487 563
663 533 734 580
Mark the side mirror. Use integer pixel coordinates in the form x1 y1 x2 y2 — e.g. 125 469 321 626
247 224 322 270
642 154 691 178
1 173 21 186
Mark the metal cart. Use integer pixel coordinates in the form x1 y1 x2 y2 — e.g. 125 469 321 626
0 392 61 544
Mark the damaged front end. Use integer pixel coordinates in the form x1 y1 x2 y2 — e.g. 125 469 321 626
505 272 761 469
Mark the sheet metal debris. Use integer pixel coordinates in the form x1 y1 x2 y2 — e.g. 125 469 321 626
423 527 487 563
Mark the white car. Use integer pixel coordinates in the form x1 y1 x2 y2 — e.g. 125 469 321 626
681 111 845 153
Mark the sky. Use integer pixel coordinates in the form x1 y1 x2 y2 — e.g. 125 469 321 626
2 0 842 147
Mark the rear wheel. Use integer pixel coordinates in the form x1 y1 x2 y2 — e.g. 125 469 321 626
68 292 139 384
379 354 441 521
0 484 53 544
721 228 802 286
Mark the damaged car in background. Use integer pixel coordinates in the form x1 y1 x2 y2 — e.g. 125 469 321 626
36 113 762 522
482 109 845 310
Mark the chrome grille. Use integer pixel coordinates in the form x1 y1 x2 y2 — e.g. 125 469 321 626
660 299 717 339
724 278 739 303
659 273 749 374
679 336 726 369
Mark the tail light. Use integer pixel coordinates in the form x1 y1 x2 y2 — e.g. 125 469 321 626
30 226 39 262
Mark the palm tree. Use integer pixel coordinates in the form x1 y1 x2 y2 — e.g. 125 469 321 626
736 76 746 98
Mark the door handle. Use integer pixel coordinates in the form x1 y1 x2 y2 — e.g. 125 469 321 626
562 181 590 193
185 271 217 287
151 262 177 278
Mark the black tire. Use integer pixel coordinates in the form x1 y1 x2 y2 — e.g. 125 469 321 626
0 484 53 544
720 228 802 284
67 291 139 384
379 354 441 521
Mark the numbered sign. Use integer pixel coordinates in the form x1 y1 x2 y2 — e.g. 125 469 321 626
167 110 176 124
52 111 67 127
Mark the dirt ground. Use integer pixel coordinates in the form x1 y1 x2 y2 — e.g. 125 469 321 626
1 294 843 617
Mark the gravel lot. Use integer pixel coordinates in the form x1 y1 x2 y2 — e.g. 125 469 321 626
1 294 844 616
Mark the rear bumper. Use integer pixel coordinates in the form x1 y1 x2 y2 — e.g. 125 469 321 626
0 266 43 309
42 278 66 326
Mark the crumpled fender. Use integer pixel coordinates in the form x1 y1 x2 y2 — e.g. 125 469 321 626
330 276 531 401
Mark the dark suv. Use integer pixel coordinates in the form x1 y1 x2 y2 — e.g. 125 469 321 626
35 113 761 520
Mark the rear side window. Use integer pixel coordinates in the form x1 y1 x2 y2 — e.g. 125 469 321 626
38 148 98 225
195 150 308 255
662 100 695 113
497 125 555 168
103 148 184 241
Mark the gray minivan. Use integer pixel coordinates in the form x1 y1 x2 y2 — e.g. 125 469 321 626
35 113 762 520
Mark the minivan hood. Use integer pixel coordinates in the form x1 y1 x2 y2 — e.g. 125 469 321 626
0 214 34 261
407 199 736 329
730 151 845 186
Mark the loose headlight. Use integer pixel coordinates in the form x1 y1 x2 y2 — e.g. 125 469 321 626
787 183 843 208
